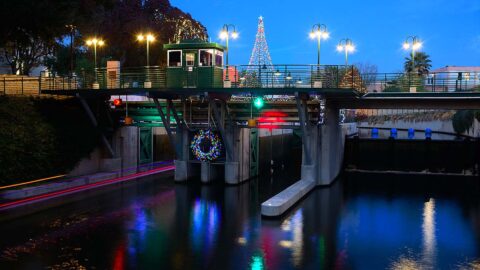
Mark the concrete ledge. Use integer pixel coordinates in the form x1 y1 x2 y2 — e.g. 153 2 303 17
1 172 121 200
261 179 315 217
100 158 122 172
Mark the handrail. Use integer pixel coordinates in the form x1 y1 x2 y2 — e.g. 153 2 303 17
0 66 478 94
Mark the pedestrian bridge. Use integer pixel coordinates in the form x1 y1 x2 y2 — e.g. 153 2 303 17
4 64 480 217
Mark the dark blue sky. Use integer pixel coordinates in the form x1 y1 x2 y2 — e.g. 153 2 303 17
170 0 479 72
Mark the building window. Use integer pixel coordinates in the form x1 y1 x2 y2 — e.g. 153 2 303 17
199 50 213 66
168 51 182 67
186 53 194 66
215 50 223 66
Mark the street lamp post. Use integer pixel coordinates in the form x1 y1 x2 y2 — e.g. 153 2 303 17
309 24 329 88
220 24 238 87
403 36 422 92
137 33 155 67
336 38 355 67
137 33 155 88
65 24 76 76
309 24 329 67
86 38 105 89
403 36 422 74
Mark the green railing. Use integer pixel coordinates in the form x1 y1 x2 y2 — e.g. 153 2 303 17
0 66 478 94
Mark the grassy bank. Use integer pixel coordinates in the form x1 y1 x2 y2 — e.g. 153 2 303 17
0 96 111 185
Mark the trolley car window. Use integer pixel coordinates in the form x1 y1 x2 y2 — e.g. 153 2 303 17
186 53 195 66
168 51 182 67
199 50 213 66
215 50 223 66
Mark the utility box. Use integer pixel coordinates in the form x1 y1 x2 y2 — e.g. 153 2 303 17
106 61 121 89
164 39 225 88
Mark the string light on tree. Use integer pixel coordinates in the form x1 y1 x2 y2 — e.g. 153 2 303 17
244 16 275 87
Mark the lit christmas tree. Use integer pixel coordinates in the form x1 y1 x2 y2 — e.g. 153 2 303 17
339 67 366 92
244 16 275 87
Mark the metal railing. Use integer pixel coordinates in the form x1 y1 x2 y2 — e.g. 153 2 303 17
228 65 359 89
0 66 479 95
361 72 480 93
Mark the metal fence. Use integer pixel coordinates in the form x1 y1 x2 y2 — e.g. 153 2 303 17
361 72 480 93
1 66 479 95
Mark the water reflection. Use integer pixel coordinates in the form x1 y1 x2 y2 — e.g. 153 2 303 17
190 198 220 253
422 198 436 268
2 172 480 270
277 209 304 266
389 198 437 270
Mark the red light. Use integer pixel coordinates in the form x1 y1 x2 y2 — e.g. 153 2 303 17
257 111 287 130
113 99 123 106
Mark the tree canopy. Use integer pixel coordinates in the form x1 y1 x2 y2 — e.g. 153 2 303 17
0 0 208 75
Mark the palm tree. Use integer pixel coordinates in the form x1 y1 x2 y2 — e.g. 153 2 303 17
404 52 432 75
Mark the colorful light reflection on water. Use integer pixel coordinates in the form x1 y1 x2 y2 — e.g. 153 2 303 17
1 173 480 270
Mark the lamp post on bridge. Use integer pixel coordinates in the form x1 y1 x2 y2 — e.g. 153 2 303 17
403 36 422 74
220 24 238 87
336 38 355 67
86 38 105 89
137 33 156 88
309 24 329 67
309 24 329 88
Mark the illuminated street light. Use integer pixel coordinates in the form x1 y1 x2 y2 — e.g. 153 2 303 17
403 36 422 73
336 38 355 66
309 24 329 66
220 24 238 81
137 33 155 67
85 38 105 70
86 38 105 86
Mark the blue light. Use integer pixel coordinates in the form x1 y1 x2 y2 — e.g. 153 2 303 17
408 128 415 139
390 128 397 139
425 128 432 140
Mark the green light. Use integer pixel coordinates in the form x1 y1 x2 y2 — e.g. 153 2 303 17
253 97 264 109
250 255 264 270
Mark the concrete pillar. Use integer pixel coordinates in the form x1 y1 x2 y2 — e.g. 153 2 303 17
201 162 220 183
174 128 200 182
299 105 348 186
111 126 139 171
317 106 345 186
225 128 252 184
175 160 199 182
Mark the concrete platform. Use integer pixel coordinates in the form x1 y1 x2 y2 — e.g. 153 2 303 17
261 179 315 217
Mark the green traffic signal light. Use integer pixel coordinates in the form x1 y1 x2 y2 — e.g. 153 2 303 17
253 97 264 109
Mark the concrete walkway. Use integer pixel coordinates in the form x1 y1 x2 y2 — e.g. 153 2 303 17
0 162 173 202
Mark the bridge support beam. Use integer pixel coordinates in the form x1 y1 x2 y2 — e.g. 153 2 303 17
316 105 345 185
298 102 346 186
77 95 115 158
225 128 253 184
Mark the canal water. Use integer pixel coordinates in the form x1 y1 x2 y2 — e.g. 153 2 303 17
1 168 480 269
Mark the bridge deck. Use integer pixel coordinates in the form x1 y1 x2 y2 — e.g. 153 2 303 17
40 88 480 110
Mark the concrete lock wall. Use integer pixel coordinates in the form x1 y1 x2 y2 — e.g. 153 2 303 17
66 126 139 177
301 107 357 186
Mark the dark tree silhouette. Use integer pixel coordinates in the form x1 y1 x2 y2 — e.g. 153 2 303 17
404 51 432 75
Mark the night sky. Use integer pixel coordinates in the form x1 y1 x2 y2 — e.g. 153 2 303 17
170 0 480 72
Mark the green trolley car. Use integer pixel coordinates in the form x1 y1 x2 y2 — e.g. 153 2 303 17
164 39 225 88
